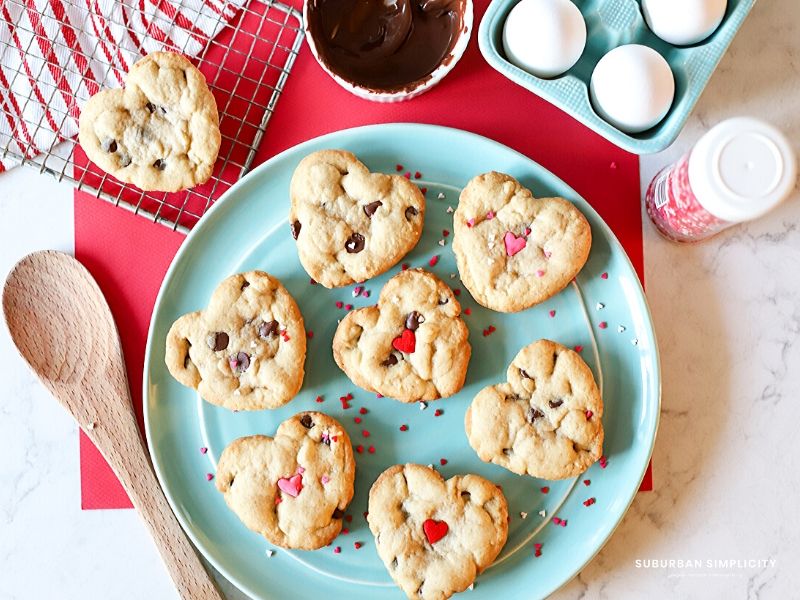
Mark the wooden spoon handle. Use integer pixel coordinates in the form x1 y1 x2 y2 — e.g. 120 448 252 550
86 417 223 600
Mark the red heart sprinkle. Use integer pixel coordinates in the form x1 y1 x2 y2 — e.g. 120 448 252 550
585 410 593 420
583 479 591 486
359 407 368 414
574 345 584 353
345 515 353 522
335 301 343 309
404 172 411 179
443 229 450 237
342 528 349 535
315 395 323 403
541 486 550 494
414 171 422 179
307 331 314 339
423 519 449 544
354 542 363 549
464 308 471 315
440 458 447 465
334 546 341 554
400 424 409 431
396 164 403 171
601 272 608 279
392 329 416 353
402 263 409 270
454 288 461 296
362 430 370 438
356 445 364 453
599 321 608 329
428 255 439 267
368 446 375 454
354 417 361 424
434 409 443 417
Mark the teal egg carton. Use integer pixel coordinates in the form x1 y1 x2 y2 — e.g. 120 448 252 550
479 0 755 154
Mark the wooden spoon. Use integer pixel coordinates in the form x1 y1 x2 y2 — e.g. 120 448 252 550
2 250 223 600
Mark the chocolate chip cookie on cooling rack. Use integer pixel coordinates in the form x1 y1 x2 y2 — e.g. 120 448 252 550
79 51 221 192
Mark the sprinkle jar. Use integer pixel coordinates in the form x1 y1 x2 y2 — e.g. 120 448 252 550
645 117 797 242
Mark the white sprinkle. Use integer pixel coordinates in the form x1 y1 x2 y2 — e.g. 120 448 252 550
437 192 446 200
87 421 96 431
233 389 241 396
617 325 626 333
265 549 275 557
446 206 454 214
250 340 257 348
427 464 434 469
419 401 428 411
438 239 446 247
631 338 639 346
538 510 546 518
519 511 528 519
450 273 457 279
487 258 493 265
596 302 605 310
468 583 474 591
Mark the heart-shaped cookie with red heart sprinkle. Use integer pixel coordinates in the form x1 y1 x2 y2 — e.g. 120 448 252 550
368 464 508 600
215 412 355 549
289 149 426 288
453 171 592 313
332 269 471 402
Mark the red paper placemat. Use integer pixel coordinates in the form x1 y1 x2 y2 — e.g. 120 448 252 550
76 0 650 509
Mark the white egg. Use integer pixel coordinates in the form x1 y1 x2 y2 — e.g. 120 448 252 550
642 0 727 46
590 44 675 134
503 0 586 78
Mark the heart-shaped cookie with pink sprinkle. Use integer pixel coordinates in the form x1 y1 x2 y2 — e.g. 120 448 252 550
332 269 471 402
215 411 355 550
452 171 592 313
368 464 508 600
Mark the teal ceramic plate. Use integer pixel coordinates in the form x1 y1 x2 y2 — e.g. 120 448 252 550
144 123 660 600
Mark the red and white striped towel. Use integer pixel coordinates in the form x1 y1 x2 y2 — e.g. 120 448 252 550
0 0 246 171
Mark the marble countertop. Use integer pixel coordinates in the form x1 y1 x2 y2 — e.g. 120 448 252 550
1 0 798 598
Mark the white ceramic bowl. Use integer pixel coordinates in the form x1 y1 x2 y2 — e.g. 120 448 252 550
303 0 474 103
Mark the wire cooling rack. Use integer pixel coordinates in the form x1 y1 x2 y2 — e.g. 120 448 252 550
0 0 304 232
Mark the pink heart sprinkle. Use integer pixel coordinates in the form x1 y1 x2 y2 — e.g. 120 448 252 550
534 543 543 550
277 473 303 497
525 227 531 235
335 301 343 309
486 211 495 220
333 546 341 554
296 466 305 474
601 272 608 279
206 473 214 481
466 218 475 227
536 269 545 277
544 250 552 258
200 447 208 454
549 310 556 318
504 231 527 257
321 475 330 485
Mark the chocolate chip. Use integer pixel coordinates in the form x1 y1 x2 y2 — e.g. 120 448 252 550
363 201 382 217
160 105 167 114
438 297 449 305
549 399 564 408
229 352 250 375
183 353 191 368
291 220 301 239
300 414 314 429
404 206 418 220
391 557 398 569
206 331 229 351
258 320 279 338
153 159 166 170
405 311 425 331
322 435 331 446
520 369 532 379
381 354 398 367
502 448 513 455
103 139 117 153
528 407 545 422
332 508 344 519
145 102 156 113
345 233 365 253
119 154 132 167
460 491 471 500
241 280 250 290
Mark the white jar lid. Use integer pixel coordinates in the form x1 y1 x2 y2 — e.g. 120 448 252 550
688 117 797 223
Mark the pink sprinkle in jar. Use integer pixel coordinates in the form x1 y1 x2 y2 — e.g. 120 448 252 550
645 117 797 242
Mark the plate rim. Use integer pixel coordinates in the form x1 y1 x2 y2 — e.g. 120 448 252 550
143 122 662 600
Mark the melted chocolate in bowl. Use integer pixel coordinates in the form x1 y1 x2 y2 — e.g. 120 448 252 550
306 0 465 92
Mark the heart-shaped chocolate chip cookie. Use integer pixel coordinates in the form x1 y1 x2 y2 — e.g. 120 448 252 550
289 150 426 288
78 51 221 192
165 271 306 410
453 172 592 312
368 464 508 600
215 412 355 549
465 340 603 480
332 269 470 402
